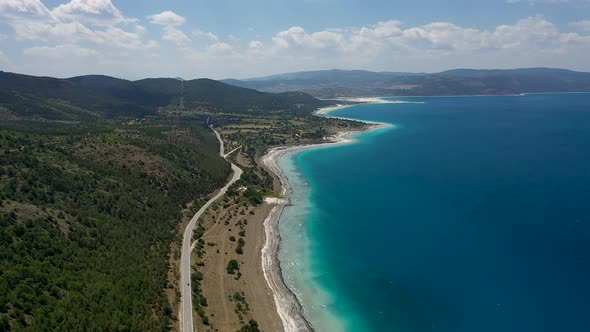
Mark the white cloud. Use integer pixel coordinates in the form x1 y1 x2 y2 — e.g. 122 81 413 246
0 0 161 77
559 32 590 45
162 26 190 47
148 10 190 48
24 44 97 57
9 19 158 51
1 6 590 79
228 34 239 42
269 15 588 54
0 0 53 19
134 24 146 35
571 20 590 31
12 21 101 42
147 11 185 26
207 42 233 55
272 27 346 50
193 15 585 79
193 29 218 41
51 0 132 26
0 0 156 51
96 27 159 50
248 40 264 52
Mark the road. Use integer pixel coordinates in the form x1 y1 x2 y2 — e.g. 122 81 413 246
212 125 225 157
180 126 242 332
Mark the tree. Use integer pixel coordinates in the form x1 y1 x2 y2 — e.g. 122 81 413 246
237 320 260 332
236 238 245 255
226 260 239 274
0 316 9 332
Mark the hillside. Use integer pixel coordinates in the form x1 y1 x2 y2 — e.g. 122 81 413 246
0 119 231 330
0 69 339 331
0 71 326 121
181 79 324 114
223 68 590 98
0 72 170 119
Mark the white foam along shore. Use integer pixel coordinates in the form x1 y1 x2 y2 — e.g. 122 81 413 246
327 96 393 104
260 100 393 332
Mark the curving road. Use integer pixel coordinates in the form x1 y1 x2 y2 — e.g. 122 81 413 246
180 126 242 332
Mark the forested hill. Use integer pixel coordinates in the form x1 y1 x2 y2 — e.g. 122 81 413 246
0 67 334 330
222 68 590 98
1 69 297 330
0 121 231 330
0 71 326 121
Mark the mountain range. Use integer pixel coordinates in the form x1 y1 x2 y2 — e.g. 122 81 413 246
0 71 326 121
3 68 590 122
222 68 590 98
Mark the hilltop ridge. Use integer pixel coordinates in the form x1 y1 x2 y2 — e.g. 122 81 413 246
222 68 590 98
0 71 327 121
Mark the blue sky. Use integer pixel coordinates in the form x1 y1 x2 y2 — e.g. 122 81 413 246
1 0 589 79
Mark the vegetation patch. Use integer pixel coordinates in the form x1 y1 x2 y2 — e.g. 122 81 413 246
230 291 250 322
191 269 210 325
236 238 245 255
237 319 261 332
0 121 229 330
226 259 240 275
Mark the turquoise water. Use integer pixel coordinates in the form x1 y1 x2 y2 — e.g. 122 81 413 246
278 94 590 332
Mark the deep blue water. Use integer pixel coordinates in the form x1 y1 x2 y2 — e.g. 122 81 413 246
289 94 590 332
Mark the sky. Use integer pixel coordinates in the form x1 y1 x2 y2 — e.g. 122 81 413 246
0 0 590 80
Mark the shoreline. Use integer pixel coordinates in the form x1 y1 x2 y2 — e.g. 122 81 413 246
321 91 590 100
260 101 392 331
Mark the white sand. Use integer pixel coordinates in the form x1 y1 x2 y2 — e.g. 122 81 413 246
260 134 357 332
332 97 391 103
315 98 425 117
264 197 288 205
260 100 394 332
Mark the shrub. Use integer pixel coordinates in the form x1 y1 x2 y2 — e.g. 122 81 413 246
226 260 239 274
237 320 261 332
236 238 245 255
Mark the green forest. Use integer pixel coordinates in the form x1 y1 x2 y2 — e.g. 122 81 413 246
0 120 230 331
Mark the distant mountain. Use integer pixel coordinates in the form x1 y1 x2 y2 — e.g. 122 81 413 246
0 71 326 121
222 69 424 94
243 69 423 83
223 68 590 98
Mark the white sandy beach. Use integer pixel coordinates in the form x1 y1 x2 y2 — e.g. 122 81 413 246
260 100 393 332
329 97 391 103
315 98 425 117
260 134 355 332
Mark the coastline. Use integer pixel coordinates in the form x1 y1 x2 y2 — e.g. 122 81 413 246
259 100 392 331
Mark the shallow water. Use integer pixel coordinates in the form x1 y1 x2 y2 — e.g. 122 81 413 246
278 93 590 332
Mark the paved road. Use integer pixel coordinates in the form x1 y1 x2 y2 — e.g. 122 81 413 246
180 126 242 332
212 125 225 157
